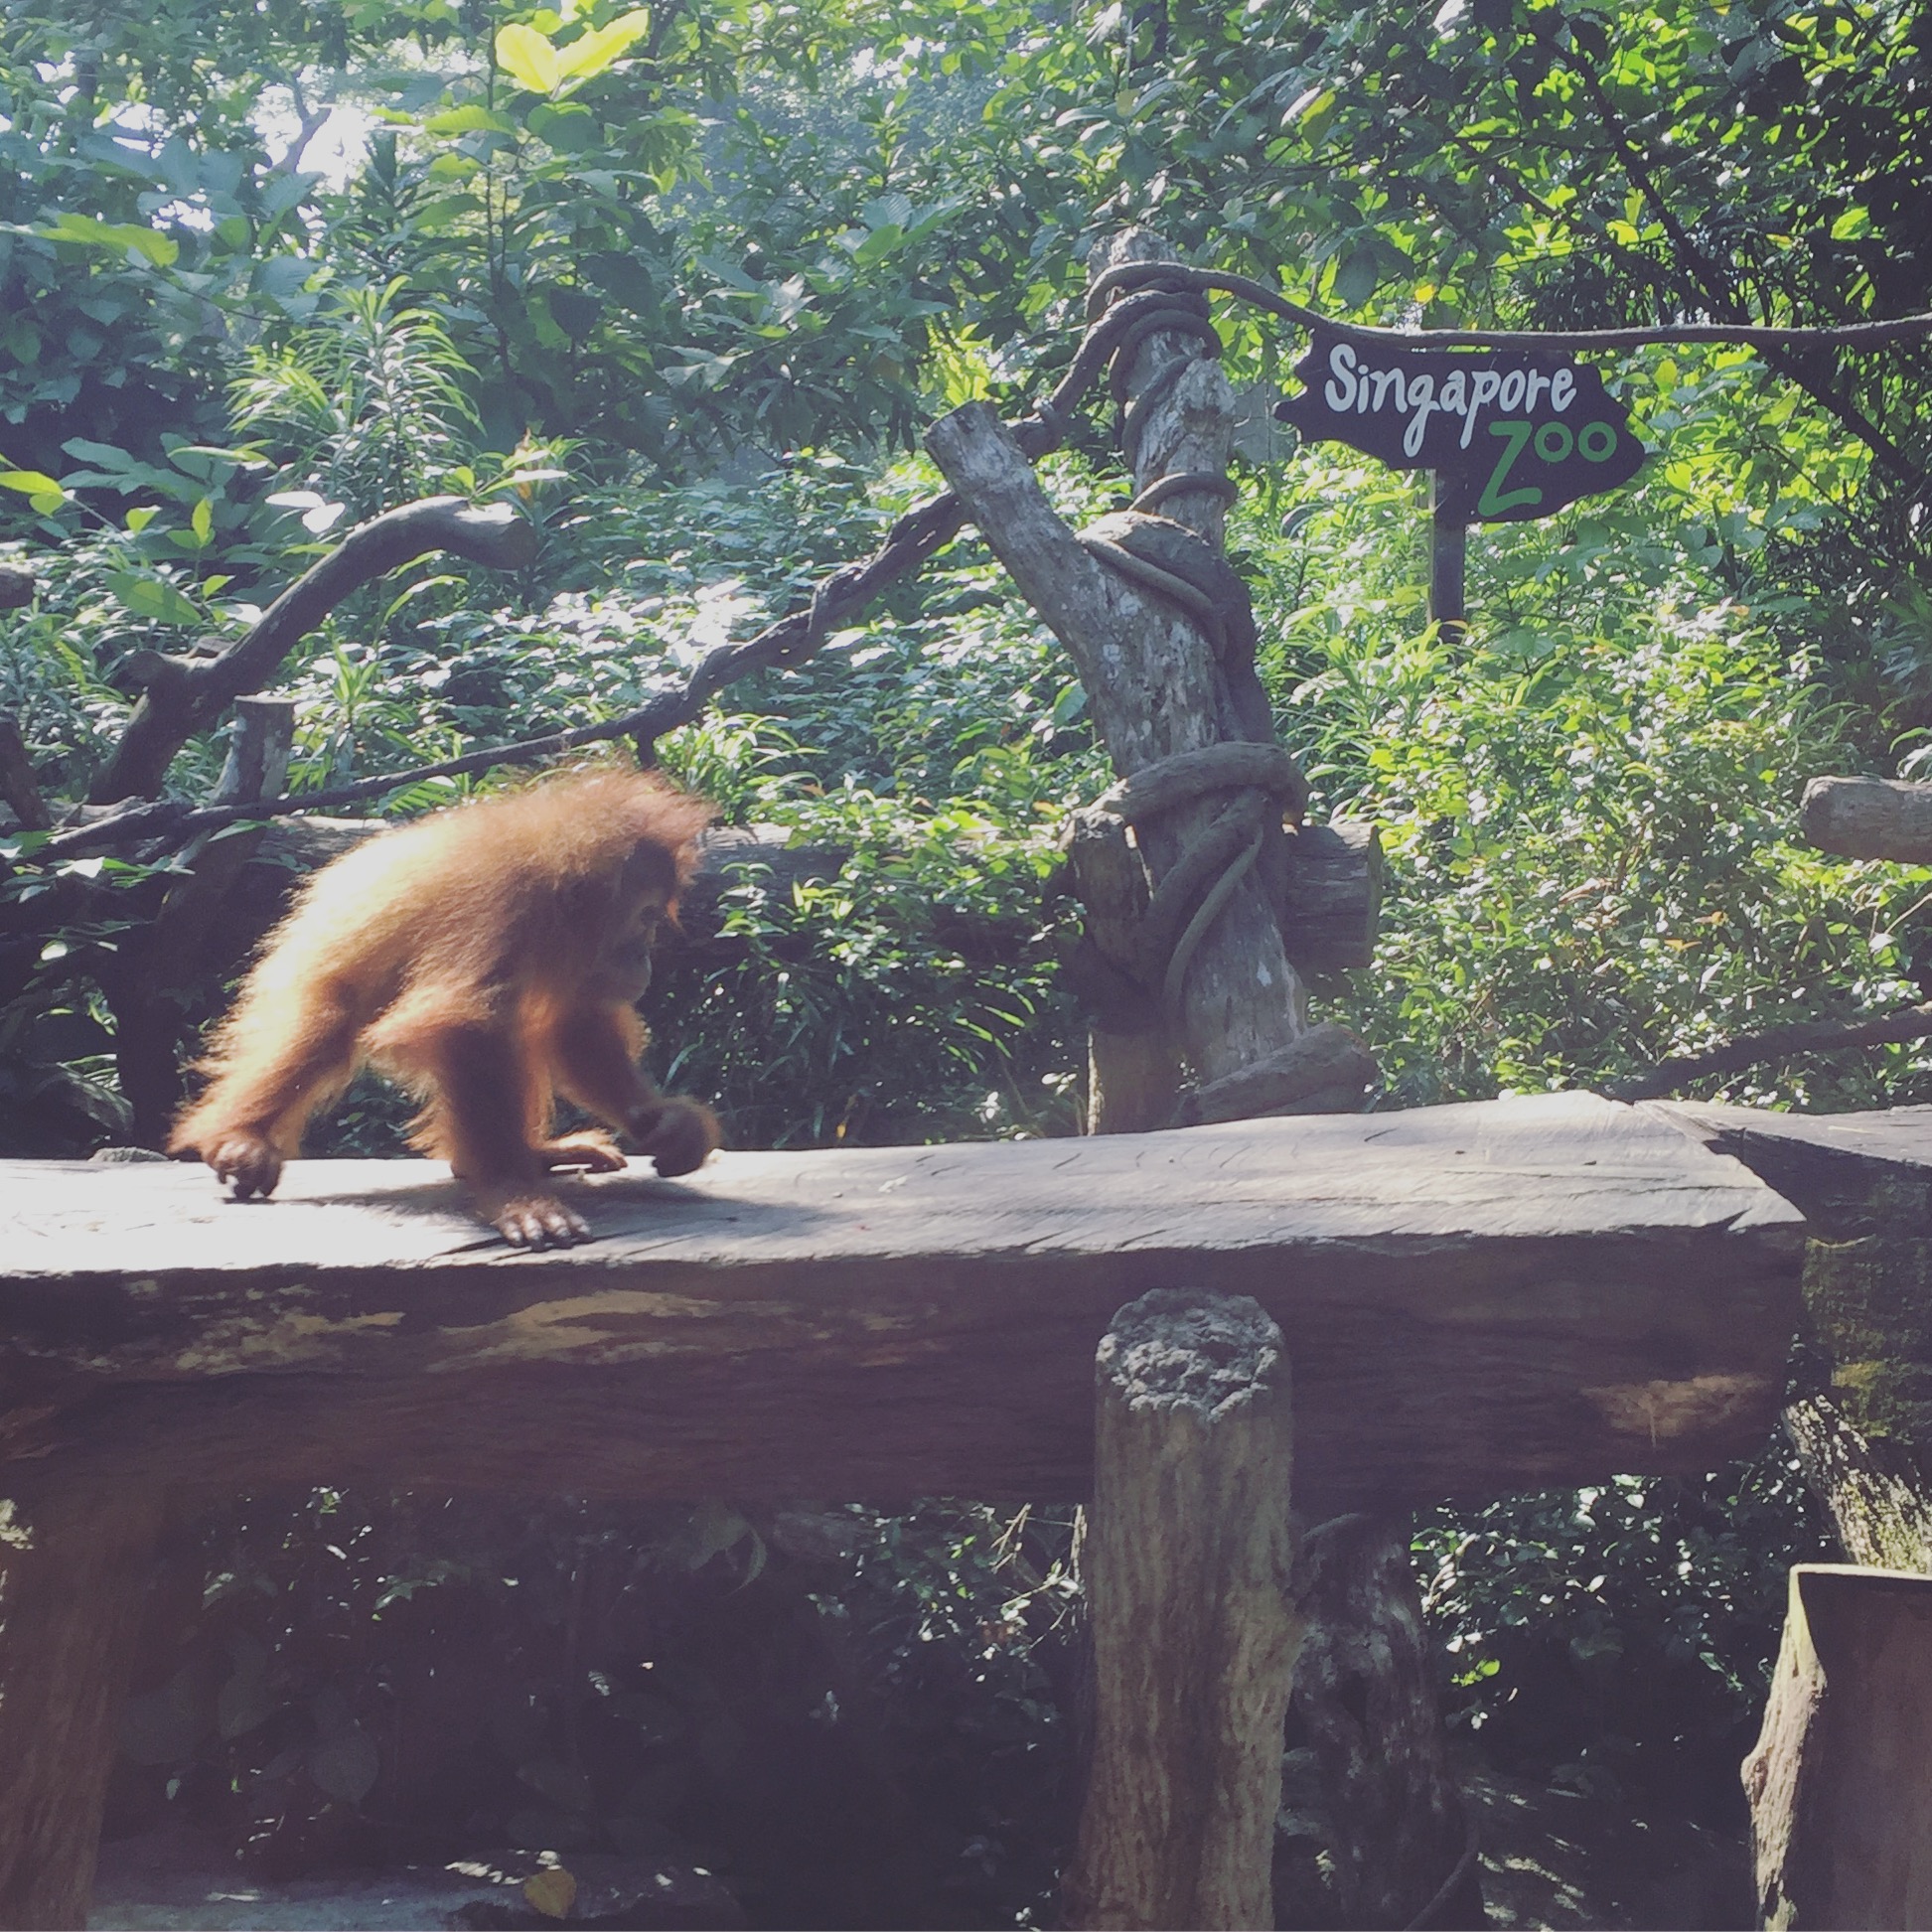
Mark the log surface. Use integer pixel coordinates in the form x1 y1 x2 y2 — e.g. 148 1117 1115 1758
0 1094 1805 1506
1743 1563 1932 1929
1799 774 1932 862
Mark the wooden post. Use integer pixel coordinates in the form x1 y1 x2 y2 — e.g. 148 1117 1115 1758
1428 474 1467 632
1064 1288 1301 1930
1742 1564 1932 1928
0 1487 162 1930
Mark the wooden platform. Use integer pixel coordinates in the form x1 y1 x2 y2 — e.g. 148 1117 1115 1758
0 1092 1820 1509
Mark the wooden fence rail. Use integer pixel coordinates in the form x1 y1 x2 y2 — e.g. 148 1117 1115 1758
5 1092 1926 1928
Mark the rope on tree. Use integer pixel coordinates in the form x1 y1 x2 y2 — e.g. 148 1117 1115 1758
1071 742 1311 1026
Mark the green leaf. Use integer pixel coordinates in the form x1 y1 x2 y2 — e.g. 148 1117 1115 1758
191 498 213 543
40 213 179 267
1331 243 1379 308
425 104 519 136
309 1723 380 1806
556 8 653 80
107 571 202 627
497 21 562 93
527 101 602 151
0 470 68 513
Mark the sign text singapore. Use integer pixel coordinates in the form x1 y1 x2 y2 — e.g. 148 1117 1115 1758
1274 330 1646 522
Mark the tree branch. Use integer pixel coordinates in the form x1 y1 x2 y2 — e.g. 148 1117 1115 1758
86 499 538 808
1607 1002 1932 1102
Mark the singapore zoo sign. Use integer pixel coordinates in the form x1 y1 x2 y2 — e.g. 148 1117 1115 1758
1273 329 1646 523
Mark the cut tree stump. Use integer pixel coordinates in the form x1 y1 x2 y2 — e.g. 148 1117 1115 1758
1743 1564 1932 1928
1063 1288 1299 1930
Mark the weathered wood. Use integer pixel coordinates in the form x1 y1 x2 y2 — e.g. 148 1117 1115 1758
0 1094 1804 1508
1654 1102 1932 1576
1649 1102 1932 1238
927 397 1306 1081
1065 807 1181 1130
1280 819 1383 972
1063 1289 1299 1930
1786 1396 1932 1573
1742 1563 1932 1928
1286 1515 1483 1930
0 1487 162 1931
1800 775 1932 863
1655 1103 1932 1453
1168 1022 1377 1126
926 229 1310 1089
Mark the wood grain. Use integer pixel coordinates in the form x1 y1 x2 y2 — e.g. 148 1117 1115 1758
0 1094 1805 1507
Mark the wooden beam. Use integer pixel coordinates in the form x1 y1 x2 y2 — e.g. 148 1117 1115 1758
1800 775 1932 863
0 1095 1803 1507
0 1487 162 1931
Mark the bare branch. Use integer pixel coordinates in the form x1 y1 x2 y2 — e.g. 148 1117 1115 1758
87 498 538 807
1608 1003 1932 1102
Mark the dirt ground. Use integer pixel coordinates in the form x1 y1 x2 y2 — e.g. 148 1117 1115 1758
87 1771 1752 1932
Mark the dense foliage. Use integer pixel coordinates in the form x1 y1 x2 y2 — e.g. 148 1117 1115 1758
2 0 1929 1914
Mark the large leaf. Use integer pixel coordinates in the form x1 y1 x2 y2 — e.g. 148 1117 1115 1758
496 22 561 94
39 213 178 267
107 571 203 628
308 1723 380 1805
556 9 654 81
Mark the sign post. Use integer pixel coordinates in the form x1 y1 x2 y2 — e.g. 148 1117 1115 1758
1427 473 1466 632
1275 330 1645 625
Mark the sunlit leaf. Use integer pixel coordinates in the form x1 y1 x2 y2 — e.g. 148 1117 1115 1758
497 21 562 93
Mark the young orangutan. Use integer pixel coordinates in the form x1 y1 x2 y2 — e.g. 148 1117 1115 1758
169 766 722 1247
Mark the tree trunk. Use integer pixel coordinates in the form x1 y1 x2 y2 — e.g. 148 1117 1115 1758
1065 1288 1301 1930
0 1488 161 1930
1799 776 1932 863
1282 1515 1483 1929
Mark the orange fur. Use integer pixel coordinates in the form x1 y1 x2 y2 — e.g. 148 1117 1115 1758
169 766 721 1247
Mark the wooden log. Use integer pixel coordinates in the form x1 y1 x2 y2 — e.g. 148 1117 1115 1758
1280 819 1383 972
1742 1563 1932 1928
0 1094 1805 1509
1785 1396 1932 1573
1168 1023 1376 1126
1287 1515 1482 1930
1800 775 1932 863
1652 1103 1932 1457
0 1487 161 1930
1063 1289 1300 1930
